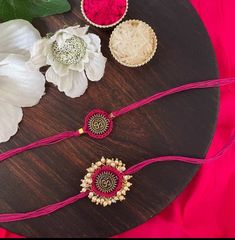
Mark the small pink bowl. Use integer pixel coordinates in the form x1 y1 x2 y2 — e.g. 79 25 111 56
81 0 128 28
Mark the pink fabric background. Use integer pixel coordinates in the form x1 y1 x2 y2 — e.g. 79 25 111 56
1 0 235 237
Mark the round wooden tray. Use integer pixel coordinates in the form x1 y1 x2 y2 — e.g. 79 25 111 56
0 0 218 237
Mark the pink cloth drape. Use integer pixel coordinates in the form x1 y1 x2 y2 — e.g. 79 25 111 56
116 0 235 237
1 0 235 237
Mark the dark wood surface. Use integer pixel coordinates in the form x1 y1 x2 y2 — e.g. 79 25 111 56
0 0 218 238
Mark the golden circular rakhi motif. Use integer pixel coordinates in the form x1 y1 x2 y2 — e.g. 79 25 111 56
81 157 132 207
88 113 109 135
95 171 118 194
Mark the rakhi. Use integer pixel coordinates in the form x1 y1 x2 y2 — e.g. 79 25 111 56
0 77 235 223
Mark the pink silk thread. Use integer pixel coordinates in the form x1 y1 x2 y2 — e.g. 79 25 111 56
0 192 88 223
0 77 235 223
125 134 235 175
0 131 80 163
112 77 235 118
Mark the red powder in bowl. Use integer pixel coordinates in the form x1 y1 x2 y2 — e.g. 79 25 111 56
82 0 128 27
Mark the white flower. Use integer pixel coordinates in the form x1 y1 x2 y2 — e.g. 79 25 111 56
31 25 107 98
0 20 45 143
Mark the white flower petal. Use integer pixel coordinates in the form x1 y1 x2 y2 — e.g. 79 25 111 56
80 35 91 46
0 54 29 67
45 67 58 84
50 59 69 77
0 54 45 107
51 26 89 46
70 25 89 37
46 68 88 98
30 38 49 68
46 49 69 76
55 33 72 47
50 30 72 47
65 71 88 98
0 54 29 65
69 61 85 72
0 19 41 56
46 67 72 91
85 53 107 81
46 49 54 65
0 53 11 63
87 33 101 52
0 102 23 143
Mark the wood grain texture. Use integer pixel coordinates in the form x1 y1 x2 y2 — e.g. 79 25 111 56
0 0 218 237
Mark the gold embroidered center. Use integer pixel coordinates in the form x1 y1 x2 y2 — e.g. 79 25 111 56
95 171 118 193
88 114 109 135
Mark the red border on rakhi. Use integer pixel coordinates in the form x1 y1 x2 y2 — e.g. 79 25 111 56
91 166 124 198
83 109 113 139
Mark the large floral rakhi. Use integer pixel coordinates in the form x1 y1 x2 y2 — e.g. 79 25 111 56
31 25 107 98
81 157 132 206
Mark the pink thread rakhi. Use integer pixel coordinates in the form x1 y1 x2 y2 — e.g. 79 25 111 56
0 77 235 222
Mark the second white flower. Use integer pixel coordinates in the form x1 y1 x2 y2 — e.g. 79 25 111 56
31 25 107 98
